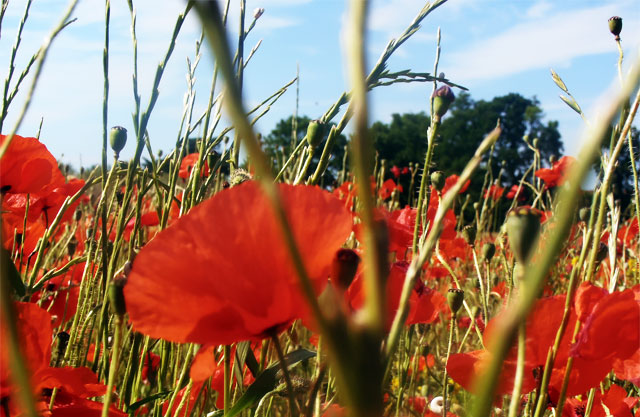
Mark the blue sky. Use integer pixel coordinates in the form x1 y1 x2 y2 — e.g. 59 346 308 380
1 0 639 168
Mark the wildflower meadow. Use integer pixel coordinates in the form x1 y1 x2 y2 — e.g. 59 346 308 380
0 1 639 417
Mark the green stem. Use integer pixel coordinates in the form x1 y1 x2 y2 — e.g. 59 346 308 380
412 122 439 254
101 315 122 417
442 312 456 416
508 322 525 417
271 333 298 417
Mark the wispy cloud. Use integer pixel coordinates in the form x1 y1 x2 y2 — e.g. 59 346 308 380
444 3 640 82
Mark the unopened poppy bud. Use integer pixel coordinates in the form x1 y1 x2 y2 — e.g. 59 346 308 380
74 208 82 221
305 119 325 148
578 207 590 222
253 7 264 19
56 331 70 356
432 85 455 123
549 155 557 164
596 242 608 263
109 126 127 158
229 168 253 187
507 207 541 264
108 275 127 317
533 138 539 148
447 288 464 315
482 242 496 262
462 225 476 247
331 248 360 290
430 171 445 192
608 16 622 40
67 237 78 257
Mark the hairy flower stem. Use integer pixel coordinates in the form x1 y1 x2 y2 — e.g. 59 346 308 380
101 315 122 417
224 344 231 415
442 312 456 416
412 122 439 254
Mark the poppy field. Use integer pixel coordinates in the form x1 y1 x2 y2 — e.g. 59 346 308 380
1 1 639 417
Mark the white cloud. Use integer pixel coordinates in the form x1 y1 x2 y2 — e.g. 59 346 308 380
444 3 640 82
526 1 553 19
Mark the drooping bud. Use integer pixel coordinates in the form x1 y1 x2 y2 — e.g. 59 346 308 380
331 248 360 290
67 237 78 257
109 126 127 158
74 208 82 221
447 288 464 315
482 242 496 262
108 275 127 317
462 225 476 247
608 16 622 41
431 85 455 123
506 207 541 264
430 171 445 192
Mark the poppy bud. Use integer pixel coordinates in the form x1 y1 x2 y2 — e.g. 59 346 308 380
482 242 496 262
549 155 557 164
56 331 70 356
506 207 541 264
229 169 253 187
109 126 127 158
595 242 608 263
608 16 622 40
447 288 464 315
462 225 476 247
67 237 78 257
74 208 82 221
253 7 264 19
432 85 455 123
430 171 445 192
305 119 325 148
578 207 590 222
108 275 127 317
331 248 360 290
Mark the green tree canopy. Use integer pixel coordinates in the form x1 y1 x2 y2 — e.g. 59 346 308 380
371 92 564 186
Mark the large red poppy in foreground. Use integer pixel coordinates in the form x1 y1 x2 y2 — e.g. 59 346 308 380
125 182 352 346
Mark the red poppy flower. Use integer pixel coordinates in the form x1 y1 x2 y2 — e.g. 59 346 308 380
178 153 210 179
441 174 470 195
390 165 401 178
0 134 65 194
125 182 352 346
379 178 401 200
505 184 526 201
0 302 124 416
535 156 575 189
562 385 637 417
483 184 504 200
448 294 626 401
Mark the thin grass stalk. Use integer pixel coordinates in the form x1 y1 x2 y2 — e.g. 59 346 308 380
0 0 78 159
101 313 122 417
470 57 640 417
347 0 387 334
507 323 525 417
0 0 32 130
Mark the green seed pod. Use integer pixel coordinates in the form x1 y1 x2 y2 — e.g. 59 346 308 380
108 275 127 317
432 85 455 123
482 242 496 262
462 225 476 247
305 119 325 148
447 288 464 315
578 207 590 222
109 126 127 157
608 16 622 40
506 207 541 264
430 171 445 192
331 248 360 290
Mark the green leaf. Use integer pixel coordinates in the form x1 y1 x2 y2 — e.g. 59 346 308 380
550 68 568 93
559 94 582 115
1 248 25 298
126 390 172 413
225 348 315 417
